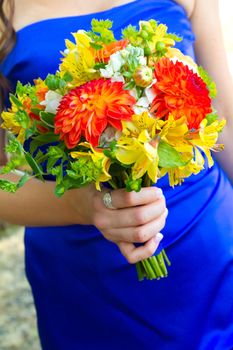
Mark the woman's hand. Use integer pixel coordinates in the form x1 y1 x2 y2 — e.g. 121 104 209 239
68 185 167 263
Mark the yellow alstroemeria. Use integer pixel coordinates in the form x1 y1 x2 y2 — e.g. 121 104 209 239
70 143 111 191
60 31 99 87
156 114 193 153
116 129 159 183
122 111 157 138
1 110 26 144
160 157 204 187
188 118 226 167
1 94 34 144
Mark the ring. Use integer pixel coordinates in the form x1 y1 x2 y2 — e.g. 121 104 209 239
103 192 115 209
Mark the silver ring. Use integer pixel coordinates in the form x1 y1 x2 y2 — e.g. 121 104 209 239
103 192 115 209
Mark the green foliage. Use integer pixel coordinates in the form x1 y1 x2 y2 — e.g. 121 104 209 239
45 73 72 93
158 141 188 168
14 110 30 129
89 19 115 44
0 179 18 193
125 176 142 192
5 138 22 154
32 133 59 143
198 66 217 99
39 112 55 129
25 152 44 180
122 25 138 42
0 173 30 193
206 110 218 125
166 33 182 42
0 158 23 174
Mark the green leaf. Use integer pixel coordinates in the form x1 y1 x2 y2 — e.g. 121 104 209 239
47 157 59 173
206 111 218 125
17 173 30 189
54 184 65 197
47 146 64 158
62 72 73 82
166 33 183 42
198 66 217 98
9 94 23 108
90 42 103 50
33 133 59 143
39 111 55 128
158 141 188 168
25 152 44 180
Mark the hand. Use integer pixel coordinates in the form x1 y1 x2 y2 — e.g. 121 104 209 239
86 186 167 264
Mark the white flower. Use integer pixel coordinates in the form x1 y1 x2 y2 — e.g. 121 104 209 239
129 88 138 100
40 91 63 114
111 75 125 83
144 85 157 104
133 105 148 115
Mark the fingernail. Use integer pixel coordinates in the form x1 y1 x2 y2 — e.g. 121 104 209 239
155 232 163 243
165 208 169 217
156 188 163 198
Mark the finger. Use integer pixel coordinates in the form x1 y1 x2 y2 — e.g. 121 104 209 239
107 187 164 209
108 210 167 242
117 233 164 264
98 196 166 230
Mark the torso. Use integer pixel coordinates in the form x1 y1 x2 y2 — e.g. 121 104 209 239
12 0 195 32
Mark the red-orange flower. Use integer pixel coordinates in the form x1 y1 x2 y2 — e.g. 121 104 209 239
150 58 212 129
54 78 136 148
92 39 129 63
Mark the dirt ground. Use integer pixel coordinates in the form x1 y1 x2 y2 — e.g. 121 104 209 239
0 226 40 350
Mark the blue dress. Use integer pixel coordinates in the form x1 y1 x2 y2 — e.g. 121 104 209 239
1 1 233 349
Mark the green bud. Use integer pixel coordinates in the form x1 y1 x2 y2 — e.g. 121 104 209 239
156 41 166 52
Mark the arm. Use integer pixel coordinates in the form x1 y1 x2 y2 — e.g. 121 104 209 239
0 170 166 263
190 0 233 183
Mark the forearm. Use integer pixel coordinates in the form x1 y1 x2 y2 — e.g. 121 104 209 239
0 171 87 226
191 0 233 182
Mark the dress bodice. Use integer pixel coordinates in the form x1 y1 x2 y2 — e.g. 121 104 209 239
0 0 195 89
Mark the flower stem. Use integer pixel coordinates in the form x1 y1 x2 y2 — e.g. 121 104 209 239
136 249 171 281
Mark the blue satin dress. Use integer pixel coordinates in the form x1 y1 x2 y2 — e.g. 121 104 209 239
1 1 233 349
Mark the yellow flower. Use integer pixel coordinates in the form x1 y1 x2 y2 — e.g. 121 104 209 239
122 111 157 138
116 129 159 183
160 158 203 187
70 143 111 190
1 94 34 144
60 31 99 87
1 110 25 143
188 118 226 167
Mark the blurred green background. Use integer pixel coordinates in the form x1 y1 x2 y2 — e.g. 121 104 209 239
0 1 233 349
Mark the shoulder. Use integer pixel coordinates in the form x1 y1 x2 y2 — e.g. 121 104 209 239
173 0 196 18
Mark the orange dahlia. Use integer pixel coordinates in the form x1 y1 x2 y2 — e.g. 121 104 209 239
54 78 136 148
92 39 129 63
150 58 212 129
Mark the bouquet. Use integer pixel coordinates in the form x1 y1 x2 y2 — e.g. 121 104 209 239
0 19 225 281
